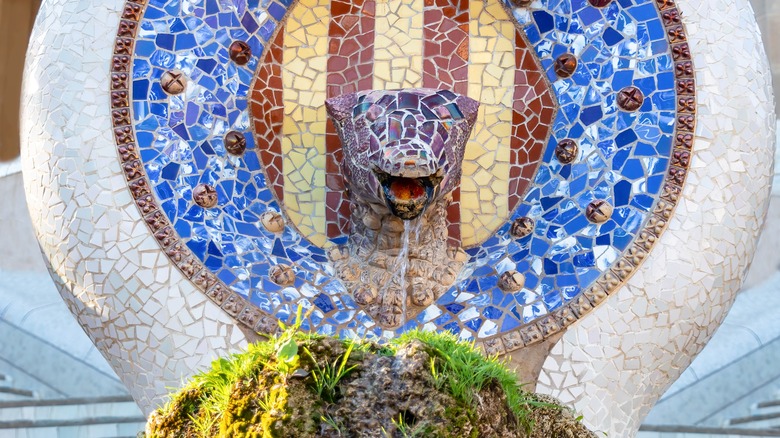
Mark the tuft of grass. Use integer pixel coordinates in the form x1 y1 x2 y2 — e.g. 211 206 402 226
304 341 358 403
429 356 445 390
273 305 308 376
153 306 311 433
258 384 283 412
392 329 543 432
381 412 431 438
320 413 344 436
188 409 217 438
393 412 430 438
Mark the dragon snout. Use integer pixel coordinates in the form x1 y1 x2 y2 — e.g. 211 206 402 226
374 168 444 220
371 139 447 220
326 88 480 222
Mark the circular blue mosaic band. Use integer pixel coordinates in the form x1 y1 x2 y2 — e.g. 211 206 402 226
127 0 681 349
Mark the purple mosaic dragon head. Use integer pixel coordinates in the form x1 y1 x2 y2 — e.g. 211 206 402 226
326 89 479 220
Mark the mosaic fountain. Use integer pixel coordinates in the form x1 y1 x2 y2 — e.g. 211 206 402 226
20 0 775 435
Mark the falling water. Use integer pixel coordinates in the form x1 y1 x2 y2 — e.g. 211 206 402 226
383 217 422 330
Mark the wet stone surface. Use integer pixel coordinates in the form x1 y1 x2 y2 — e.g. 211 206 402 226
331 200 466 329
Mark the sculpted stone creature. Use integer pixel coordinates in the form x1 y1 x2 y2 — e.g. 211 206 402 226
325 89 477 327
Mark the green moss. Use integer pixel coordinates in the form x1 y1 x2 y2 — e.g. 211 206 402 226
146 323 595 438
442 404 476 437
393 329 537 432
147 386 204 438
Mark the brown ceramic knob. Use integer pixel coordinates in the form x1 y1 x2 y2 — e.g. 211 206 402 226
555 139 578 164
510 217 535 239
588 0 612 6
617 86 644 112
192 184 218 208
260 211 285 233
269 264 296 286
586 199 613 223
554 53 578 78
229 40 252 65
224 131 247 156
160 70 186 95
498 271 526 292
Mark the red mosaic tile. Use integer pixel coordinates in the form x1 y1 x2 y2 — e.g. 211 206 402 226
325 0 376 238
447 187 461 246
249 4 555 245
423 0 469 245
508 32 556 213
251 30 285 203
422 0 469 95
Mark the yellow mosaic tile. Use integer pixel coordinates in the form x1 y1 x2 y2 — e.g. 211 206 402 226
373 0 424 90
461 0 515 247
282 0 331 248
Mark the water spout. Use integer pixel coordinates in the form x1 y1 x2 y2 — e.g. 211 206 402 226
326 89 478 329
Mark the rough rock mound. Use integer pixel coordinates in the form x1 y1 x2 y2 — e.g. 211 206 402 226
146 330 597 437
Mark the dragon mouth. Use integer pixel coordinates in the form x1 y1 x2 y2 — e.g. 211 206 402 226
376 171 442 220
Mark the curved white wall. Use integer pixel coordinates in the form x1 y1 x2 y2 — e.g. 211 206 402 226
20 0 249 412
536 0 776 435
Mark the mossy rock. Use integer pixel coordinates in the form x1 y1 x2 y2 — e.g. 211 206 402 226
146 329 597 438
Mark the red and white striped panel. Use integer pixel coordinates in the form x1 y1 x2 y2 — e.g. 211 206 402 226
249 0 556 248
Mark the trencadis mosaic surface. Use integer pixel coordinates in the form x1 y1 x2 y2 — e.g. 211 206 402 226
112 0 693 354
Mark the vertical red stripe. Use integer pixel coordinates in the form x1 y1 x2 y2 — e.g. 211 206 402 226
423 0 469 94
326 0 376 239
423 0 469 246
508 31 556 213
251 30 285 203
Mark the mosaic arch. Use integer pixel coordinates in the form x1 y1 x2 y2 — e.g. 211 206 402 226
112 0 694 353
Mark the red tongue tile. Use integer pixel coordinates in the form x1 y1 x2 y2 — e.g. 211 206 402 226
389 178 425 201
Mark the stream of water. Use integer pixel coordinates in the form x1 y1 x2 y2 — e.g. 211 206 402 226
383 217 422 329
